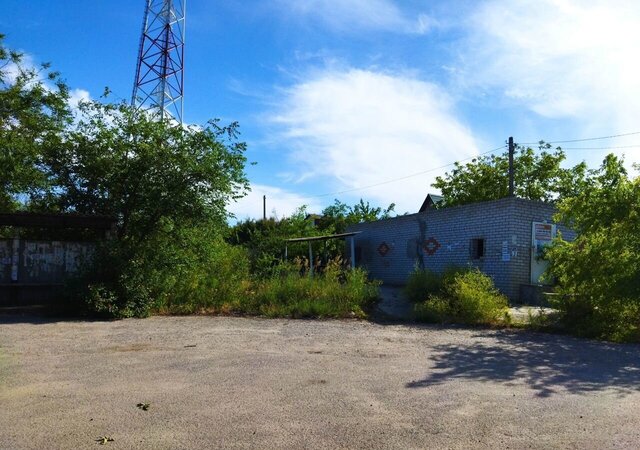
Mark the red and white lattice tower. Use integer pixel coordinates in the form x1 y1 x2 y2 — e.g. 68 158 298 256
131 0 186 123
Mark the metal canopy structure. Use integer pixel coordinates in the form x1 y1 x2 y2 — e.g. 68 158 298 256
131 0 186 124
285 231 361 276
0 213 115 231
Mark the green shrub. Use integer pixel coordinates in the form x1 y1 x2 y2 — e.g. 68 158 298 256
415 295 450 322
134 224 250 315
440 266 472 287
404 265 472 303
404 267 442 302
415 269 510 326
548 294 640 343
447 269 510 325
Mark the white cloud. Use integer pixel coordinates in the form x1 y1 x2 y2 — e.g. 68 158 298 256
2 53 35 84
2 52 93 112
459 0 640 161
68 88 91 108
271 69 479 213
275 0 435 34
228 183 323 222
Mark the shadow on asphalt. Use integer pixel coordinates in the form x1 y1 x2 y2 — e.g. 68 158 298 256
0 305 109 325
406 329 640 398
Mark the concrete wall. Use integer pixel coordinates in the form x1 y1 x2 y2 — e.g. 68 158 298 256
347 197 574 301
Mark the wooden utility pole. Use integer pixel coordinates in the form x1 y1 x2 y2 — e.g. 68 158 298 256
508 137 515 197
263 195 266 220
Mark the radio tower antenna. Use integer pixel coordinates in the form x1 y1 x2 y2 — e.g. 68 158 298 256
131 0 186 124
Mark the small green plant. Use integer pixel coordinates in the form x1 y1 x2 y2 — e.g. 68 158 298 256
524 307 561 331
415 269 510 326
96 436 115 445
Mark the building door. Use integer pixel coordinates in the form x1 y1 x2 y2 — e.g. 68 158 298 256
530 222 556 284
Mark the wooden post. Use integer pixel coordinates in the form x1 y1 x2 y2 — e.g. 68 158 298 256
11 236 19 282
308 241 314 277
350 236 355 269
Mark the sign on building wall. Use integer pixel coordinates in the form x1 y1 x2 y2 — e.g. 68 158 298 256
530 222 556 284
501 241 510 262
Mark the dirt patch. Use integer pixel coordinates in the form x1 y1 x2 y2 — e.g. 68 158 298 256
104 343 158 352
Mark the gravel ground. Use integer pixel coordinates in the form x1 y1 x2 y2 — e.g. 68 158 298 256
1 315 639 449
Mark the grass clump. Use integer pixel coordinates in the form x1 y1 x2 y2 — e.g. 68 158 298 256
414 268 510 326
246 260 380 318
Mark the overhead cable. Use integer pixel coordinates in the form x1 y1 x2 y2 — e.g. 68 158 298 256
310 144 507 198
519 130 640 146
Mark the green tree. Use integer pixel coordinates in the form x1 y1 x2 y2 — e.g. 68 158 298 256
432 143 588 207
0 34 71 211
228 206 319 277
229 199 395 277
47 99 250 316
43 99 248 244
546 155 640 342
319 199 395 234
1 35 251 316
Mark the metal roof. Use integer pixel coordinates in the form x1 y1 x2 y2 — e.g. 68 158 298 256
419 193 445 212
0 212 116 230
285 231 361 243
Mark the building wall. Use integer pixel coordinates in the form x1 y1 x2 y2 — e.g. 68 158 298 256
347 197 574 300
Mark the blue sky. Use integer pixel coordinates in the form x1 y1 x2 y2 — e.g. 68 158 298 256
3 0 640 219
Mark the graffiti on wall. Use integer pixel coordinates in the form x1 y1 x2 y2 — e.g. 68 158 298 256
377 242 390 257
23 242 64 281
0 241 11 283
422 237 441 256
0 239 94 284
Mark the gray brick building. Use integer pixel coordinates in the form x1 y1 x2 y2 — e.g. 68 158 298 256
347 197 575 302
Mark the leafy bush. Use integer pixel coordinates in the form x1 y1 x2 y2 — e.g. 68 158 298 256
415 295 450 323
415 269 510 326
547 294 640 343
153 229 251 315
70 220 250 318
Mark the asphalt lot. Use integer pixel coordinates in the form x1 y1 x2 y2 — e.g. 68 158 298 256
1 315 639 449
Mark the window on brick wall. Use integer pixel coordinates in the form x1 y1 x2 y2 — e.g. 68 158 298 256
470 238 485 259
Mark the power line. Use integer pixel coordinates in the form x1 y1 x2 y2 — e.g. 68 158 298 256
310 144 507 199
519 130 640 146
307 131 640 200
561 145 640 150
